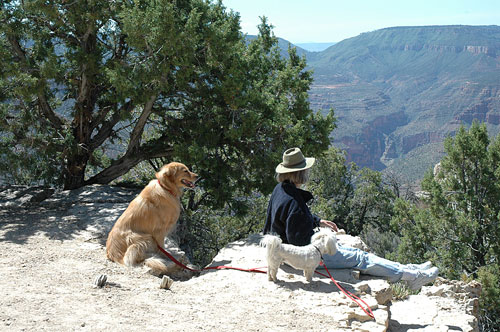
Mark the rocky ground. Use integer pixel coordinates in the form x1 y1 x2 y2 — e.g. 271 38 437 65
0 185 481 331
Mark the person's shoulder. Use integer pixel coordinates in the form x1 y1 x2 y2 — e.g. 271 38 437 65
297 187 314 203
271 182 295 201
279 181 296 195
270 181 281 193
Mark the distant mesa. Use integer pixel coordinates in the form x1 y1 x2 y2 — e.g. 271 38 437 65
277 25 500 183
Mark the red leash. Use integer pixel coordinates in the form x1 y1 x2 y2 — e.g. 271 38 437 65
316 261 375 319
156 244 267 274
157 244 374 320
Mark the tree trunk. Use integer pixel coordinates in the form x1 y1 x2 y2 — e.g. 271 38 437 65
63 151 91 190
63 25 97 190
63 104 93 190
84 95 159 186
84 146 174 186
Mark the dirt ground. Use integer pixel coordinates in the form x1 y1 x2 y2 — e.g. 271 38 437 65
0 187 363 332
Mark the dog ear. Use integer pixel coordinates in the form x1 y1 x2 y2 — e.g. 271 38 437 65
312 229 329 243
326 236 337 256
156 164 177 183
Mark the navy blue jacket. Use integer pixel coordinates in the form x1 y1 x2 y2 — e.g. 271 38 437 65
263 181 321 246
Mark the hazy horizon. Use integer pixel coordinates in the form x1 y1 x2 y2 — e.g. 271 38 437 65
222 0 500 43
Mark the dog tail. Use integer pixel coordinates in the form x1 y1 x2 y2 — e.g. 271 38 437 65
261 234 282 260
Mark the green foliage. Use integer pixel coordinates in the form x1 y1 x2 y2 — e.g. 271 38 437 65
389 197 438 265
1 0 336 274
1 0 334 199
390 281 418 301
361 223 400 260
177 193 268 267
425 122 500 276
308 147 395 236
477 265 500 330
350 168 395 234
391 121 500 330
307 147 354 227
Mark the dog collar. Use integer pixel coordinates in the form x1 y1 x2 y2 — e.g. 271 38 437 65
157 180 177 197
313 245 323 260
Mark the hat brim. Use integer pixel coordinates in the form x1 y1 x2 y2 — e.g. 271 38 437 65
275 157 315 174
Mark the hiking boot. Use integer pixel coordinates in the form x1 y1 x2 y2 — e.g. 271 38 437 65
406 267 439 291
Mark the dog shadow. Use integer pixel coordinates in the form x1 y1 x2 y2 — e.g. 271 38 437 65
273 264 361 294
206 260 359 294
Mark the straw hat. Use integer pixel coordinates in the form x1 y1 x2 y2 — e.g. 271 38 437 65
275 148 315 174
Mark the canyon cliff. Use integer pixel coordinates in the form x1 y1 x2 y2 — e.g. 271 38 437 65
304 25 500 182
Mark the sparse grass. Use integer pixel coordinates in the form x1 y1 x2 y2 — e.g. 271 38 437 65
390 281 419 301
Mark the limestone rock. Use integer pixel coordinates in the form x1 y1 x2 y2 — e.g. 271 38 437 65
357 279 393 305
389 278 481 332
210 232 392 331
212 233 481 332
2 184 197 280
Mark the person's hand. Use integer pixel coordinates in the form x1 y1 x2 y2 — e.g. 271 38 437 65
319 219 338 232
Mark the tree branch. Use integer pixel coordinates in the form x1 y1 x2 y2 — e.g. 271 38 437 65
37 93 64 130
84 146 174 185
126 95 156 153
89 101 133 150
24 14 79 46
143 147 175 160
84 95 173 185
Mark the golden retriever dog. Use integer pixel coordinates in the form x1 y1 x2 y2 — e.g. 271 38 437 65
106 162 198 276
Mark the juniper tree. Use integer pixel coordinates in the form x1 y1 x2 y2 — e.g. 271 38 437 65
416 122 500 277
391 121 500 330
0 0 334 204
308 147 395 236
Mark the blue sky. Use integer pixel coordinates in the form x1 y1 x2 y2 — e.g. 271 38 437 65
222 0 500 43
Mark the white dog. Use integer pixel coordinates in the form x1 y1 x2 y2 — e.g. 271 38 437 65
261 229 337 282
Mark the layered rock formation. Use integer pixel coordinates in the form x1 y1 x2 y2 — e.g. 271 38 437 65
305 25 500 182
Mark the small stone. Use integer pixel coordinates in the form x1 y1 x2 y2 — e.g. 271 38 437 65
160 275 174 289
93 274 107 288
358 283 371 293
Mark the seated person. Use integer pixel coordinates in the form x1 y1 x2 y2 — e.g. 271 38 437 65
263 147 438 290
